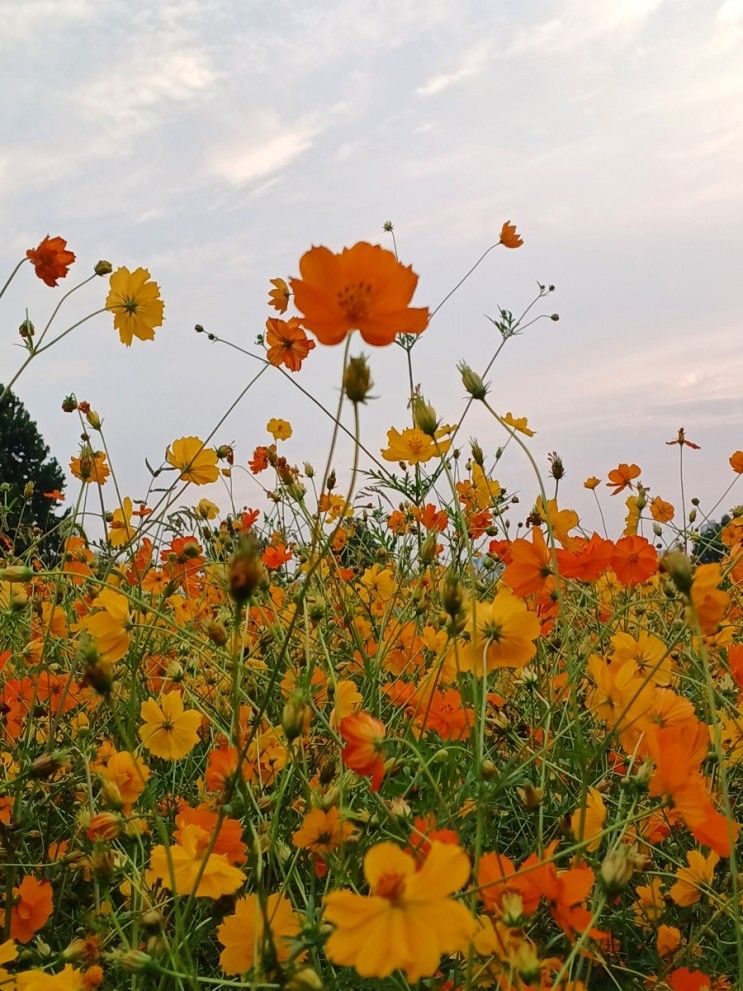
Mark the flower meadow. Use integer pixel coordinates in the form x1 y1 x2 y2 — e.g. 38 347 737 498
2 227 743 991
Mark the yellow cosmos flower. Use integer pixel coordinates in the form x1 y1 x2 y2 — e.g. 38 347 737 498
108 496 135 548
218 893 302 975
570 787 606 853
451 589 541 677
323 841 475 982
138 691 201 760
195 498 219 520
669 849 718 907
79 587 131 662
501 411 535 437
381 426 449 465
0 939 17 989
266 417 292 441
16 964 85 990
106 266 164 346
166 436 220 485
149 824 246 899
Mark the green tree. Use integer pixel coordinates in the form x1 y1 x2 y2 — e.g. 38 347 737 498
0 386 65 558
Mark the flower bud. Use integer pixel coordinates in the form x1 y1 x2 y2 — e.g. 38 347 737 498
344 355 373 404
326 470 336 491
85 409 102 430
282 694 308 741
480 758 497 780
303 462 314 478
0 565 34 583
470 439 484 467
19 318 35 340
419 533 438 565
285 967 324 991
662 549 692 596
118 950 155 974
457 362 487 401
412 397 438 437
94 260 113 276
599 845 641 894
228 537 264 604
23 481 35 500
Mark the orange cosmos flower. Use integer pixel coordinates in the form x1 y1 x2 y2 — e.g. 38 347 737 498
583 475 601 490
149 823 246 899
323 841 476 981
262 542 293 569
292 806 353 854
69 450 110 486
499 221 523 249
666 427 701 450
606 463 641 495
290 242 429 346
340 712 386 791
218 893 302 975
268 276 290 313
265 316 315 371
138 691 201 760
610 535 657 586
650 496 675 523
2 876 53 942
501 529 552 597
26 235 76 286
63 536 94 585
668 969 712 991
174 804 248 865
729 451 743 474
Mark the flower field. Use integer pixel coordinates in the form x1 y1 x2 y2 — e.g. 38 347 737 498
2 226 743 991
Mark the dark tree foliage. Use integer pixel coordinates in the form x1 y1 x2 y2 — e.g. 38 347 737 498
692 514 730 564
0 386 65 559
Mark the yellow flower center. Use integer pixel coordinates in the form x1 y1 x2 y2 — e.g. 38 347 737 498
337 282 373 321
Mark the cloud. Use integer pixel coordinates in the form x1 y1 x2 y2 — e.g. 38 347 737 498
77 48 219 142
417 39 493 96
207 119 320 187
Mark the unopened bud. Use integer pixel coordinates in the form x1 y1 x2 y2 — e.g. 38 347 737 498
419 533 438 565
458 362 487 401
326 470 336 491
0 566 34 583
19 318 35 339
662 549 692 596
94 260 113 276
23 481 35 500
228 537 264 604
412 397 438 436
470 439 484 467
119 950 155 974
282 694 308 741
85 409 102 430
344 355 373 404
599 845 641 894
480 759 497 780
285 967 324 991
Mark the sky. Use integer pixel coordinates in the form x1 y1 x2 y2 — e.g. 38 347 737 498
2 0 743 536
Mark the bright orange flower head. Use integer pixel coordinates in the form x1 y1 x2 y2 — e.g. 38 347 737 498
268 276 290 313
729 451 743 474
610 535 657 586
265 316 316 371
340 712 386 790
606 463 641 495
26 235 76 286
3 876 53 942
290 242 429 346
499 221 523 249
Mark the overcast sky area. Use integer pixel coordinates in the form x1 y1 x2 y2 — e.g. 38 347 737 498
2 0 742 535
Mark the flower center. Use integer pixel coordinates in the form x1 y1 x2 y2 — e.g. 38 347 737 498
374 871 406 903
337 282 373 322
482 621 503 642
